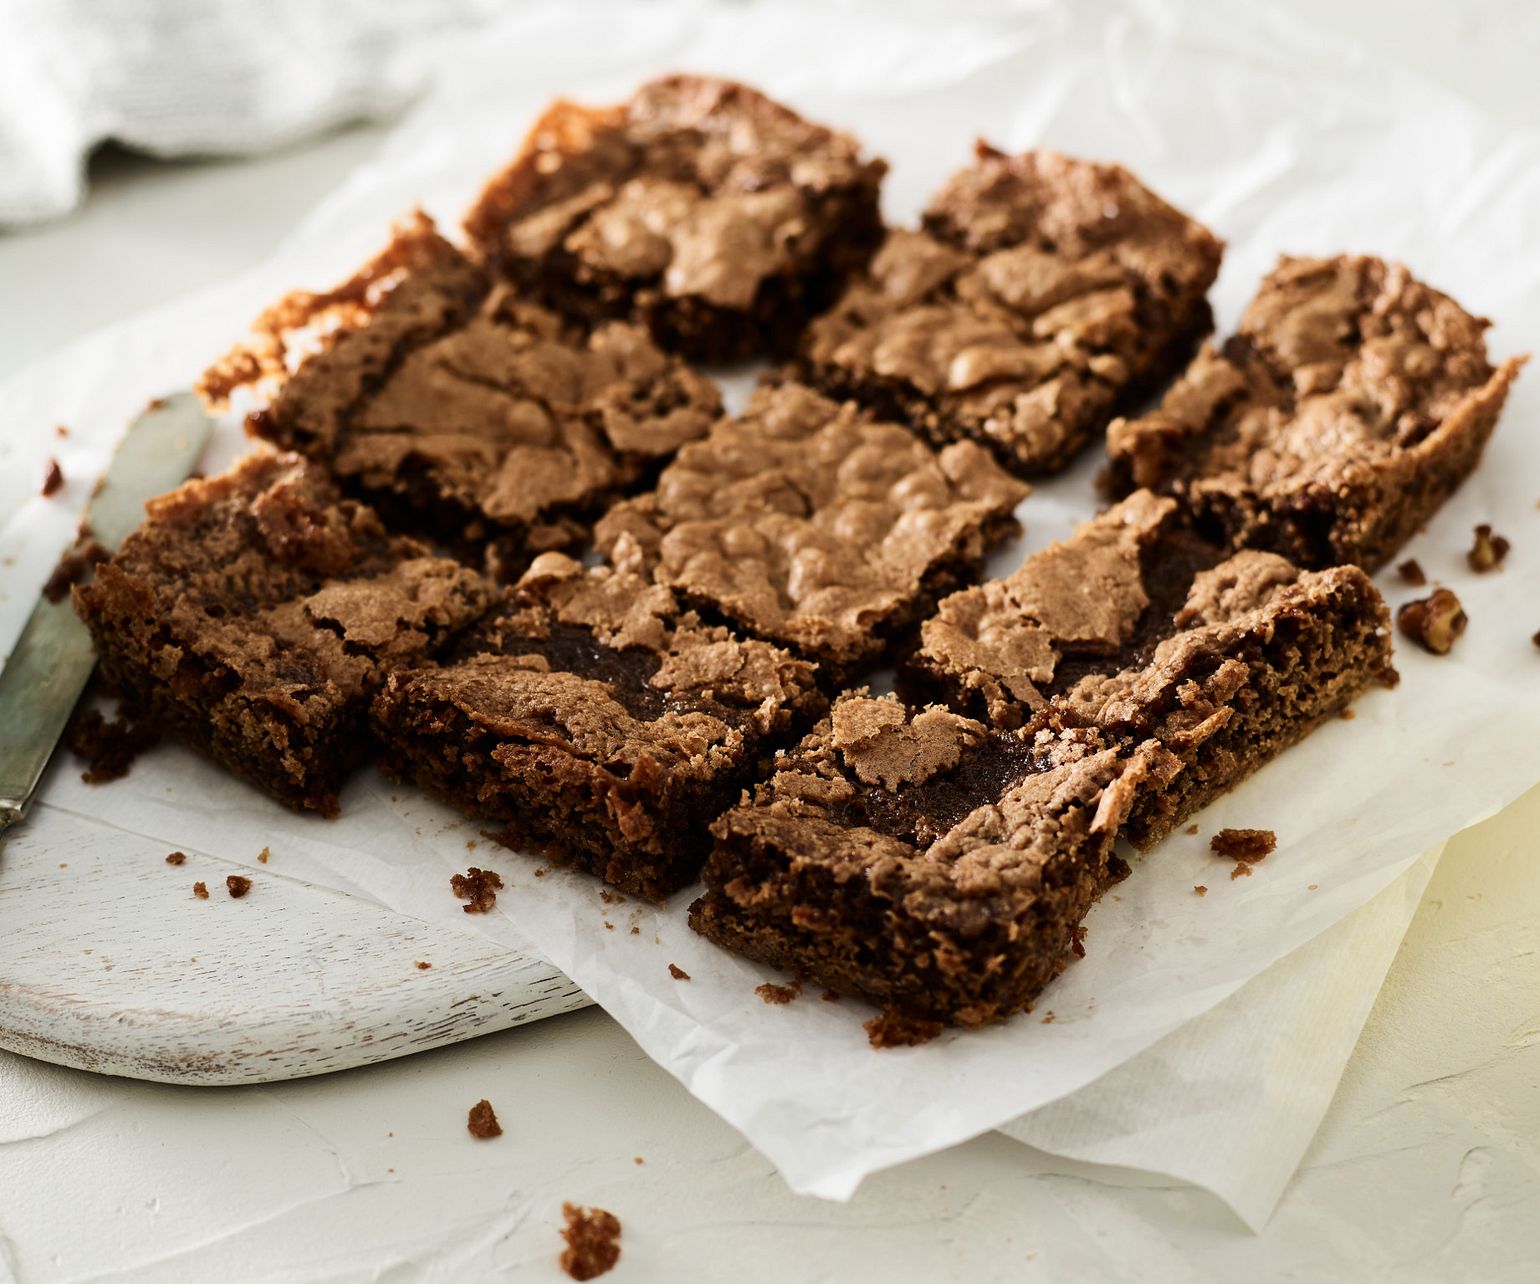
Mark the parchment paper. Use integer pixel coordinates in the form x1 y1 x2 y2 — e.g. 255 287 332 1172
2 0 1535 1217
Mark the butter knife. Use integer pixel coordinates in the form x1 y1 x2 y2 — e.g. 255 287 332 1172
0 393 213 834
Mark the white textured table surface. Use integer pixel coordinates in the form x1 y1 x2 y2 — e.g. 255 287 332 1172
1 3 1537 1280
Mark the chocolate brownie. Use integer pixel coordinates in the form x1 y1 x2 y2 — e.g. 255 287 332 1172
371 553 825 900
1105 255 1525 570
1054 555 1394 847
595 382 1028 682
904 489 1395 844
203 215 720 577
691 692 1181 1027
464 75 887 363
800 145 1223 476
73 452 491 815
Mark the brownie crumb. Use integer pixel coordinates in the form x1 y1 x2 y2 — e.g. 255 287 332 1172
451 867 504 914
165 852 186 866
865 1010 945 1049
65 704 160 783
1396 558 1427 586
1210 828 1277 861
1532 630 1540 650
1194 885 1208 896
1230 862 1254 880
192 882 209 900
633 1156 644 1165
599 890 626 904
467 1099 502 1140
1398 588 1467 655
755 979 800 1005
42 536 109 603
559 1203 621 1281
56 424 69 438
415 961 432 970
1467 524 1510 573
1339 707 1357 720
41 459 64 497
1070 924 1087 958
1185 824 1200 836
667 963 690 981
1041 1011 1056 1024
257 847 270 864
822 989 841 1003
226 875 252 899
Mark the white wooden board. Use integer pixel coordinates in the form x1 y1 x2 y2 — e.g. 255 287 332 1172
0 793 591 1085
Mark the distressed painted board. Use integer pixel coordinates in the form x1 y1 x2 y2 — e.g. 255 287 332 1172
0 796 591 1086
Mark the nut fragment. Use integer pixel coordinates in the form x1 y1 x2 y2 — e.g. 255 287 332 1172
1397 588 1467 655
1467 524 1510 573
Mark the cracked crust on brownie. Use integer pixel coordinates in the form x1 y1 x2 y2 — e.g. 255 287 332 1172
464 75 887 363
201 214 721 577
1105 254 1525 570
799 144 1223 476
371 553 825 900
73 452 491 815
595 381 1029 682
692 691 1181 1027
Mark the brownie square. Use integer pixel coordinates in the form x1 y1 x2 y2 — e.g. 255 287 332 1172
800 144 1224 477
73 452 492 816
902 491 1395 845
595 381 1029 682
463 75 888 363
1105 255 1525 570
370 554 826 900
203 214 721 577
691 692 1181 1027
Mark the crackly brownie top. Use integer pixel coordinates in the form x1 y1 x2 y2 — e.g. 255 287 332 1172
594 382 1029 666
1059 559 1387 742
206 216 720 536
465 75 887 310
1108 255 1516 497
801 146 1222 463
913 489 1245 717
77 453 492 707
394 553 823 779
714 692 1178 915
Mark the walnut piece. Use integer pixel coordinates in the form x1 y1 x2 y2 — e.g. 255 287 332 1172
1397 588 1467 655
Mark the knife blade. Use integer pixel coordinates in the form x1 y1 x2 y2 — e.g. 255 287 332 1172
0 393 214 833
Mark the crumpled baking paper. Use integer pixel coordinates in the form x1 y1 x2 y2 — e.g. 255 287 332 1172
3 0 1537 1219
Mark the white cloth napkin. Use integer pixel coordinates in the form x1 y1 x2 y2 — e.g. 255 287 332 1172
0 0 498 225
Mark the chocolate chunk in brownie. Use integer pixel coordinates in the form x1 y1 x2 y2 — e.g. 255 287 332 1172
203 215 720 578
371 553 826 900
465 75 887 364
1210 828 1276 861
1056 559 1394 847
559 1203 621 1281
800 144 1223 476
692 692 1181 1027
467 1099 503 1140
1106 255 1525 570
73 452 492 815
1397 587 1467 654
596 382 1028 682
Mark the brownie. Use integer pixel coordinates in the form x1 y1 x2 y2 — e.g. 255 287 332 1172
202 215 720 577
1105 255 1526 570
1054 554 1394 847
73 452 492 815
691 692 1181 1027
463 75 887 363
370 553 826 900
903 489 1395 845
799 145 1224 476
595 381 1029 682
